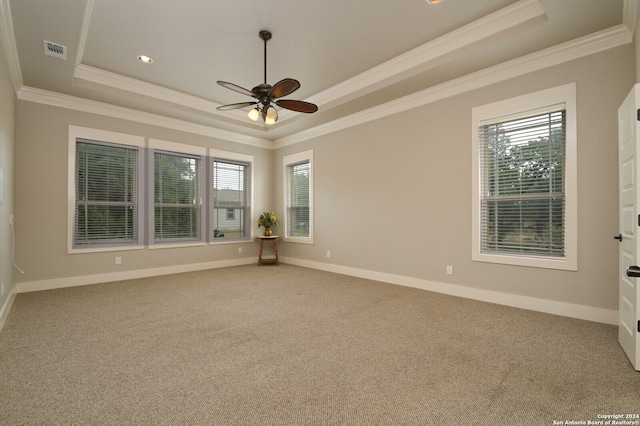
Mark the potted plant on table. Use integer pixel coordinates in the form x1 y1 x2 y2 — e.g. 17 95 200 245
257 211 278 236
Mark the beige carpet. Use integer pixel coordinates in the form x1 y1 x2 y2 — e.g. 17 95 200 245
0 264 638 425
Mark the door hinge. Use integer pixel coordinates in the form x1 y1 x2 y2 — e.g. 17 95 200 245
638 320 640 333
637 108 640 121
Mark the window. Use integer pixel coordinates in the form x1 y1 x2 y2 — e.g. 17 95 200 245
472 83 577 270
69 128 253 251
152 152 202 243
211 150 253 241
149 140 206 246
284 150 313 243
68 126 144 252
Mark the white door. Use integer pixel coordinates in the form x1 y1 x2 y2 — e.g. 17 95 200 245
618 84 640 371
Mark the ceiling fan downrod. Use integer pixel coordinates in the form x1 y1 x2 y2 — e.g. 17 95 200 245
259 30 271 85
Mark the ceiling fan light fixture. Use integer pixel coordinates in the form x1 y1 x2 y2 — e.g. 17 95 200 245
264 106 278 125
248 107 260 121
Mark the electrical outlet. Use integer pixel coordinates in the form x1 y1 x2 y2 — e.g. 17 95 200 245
326 251 331 258
115 257 122 265
446 265 453 275
238 246 243 254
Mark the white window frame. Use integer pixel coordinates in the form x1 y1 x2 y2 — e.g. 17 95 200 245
471 83 577 271
283 150 314 244
67 126 145 254
148 139 206 249
210 149 254 244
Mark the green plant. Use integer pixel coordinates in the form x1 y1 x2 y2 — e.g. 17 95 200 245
257 211 278 228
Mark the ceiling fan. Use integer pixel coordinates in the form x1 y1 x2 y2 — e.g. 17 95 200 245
216 30 318 125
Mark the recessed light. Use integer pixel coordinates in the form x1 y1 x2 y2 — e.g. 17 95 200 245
137 55 153 64
427 0 443 3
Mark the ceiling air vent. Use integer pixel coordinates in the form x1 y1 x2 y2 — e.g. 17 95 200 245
43 40 67 60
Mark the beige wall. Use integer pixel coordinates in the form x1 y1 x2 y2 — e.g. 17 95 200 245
0 38 16 316
276 45 635 313
13 102 273 284
7 40 638 321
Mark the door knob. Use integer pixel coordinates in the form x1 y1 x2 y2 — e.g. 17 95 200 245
627 266 640 277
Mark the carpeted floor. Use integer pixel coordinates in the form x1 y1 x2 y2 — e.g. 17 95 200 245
0 264 639 425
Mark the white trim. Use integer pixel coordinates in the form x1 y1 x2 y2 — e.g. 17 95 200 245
3 4 628 149
16 258 255 294
11 256 618 325
12 24 630 149
210 149 253 164
75 0 94 69
274 25 630 148
471 83 577 271
283 150 314 244
149 138 207 157
148 242 207 250
623 0 638 35
68 1 546 130
306 0 547 111
0 0 23 92
73 64 265 128
0 284 17 334
18 87 271 148
281 257 618 325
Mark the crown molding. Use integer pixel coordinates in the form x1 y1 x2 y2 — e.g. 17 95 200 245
15 23 631 151
72 64 266 130
4 0 632 150
69 0 547 130
75 0 94 69
17 86 272 148
13 22 631 151
0 0 23 93
307 0 547 110
274 24 632 148
623 0 638 35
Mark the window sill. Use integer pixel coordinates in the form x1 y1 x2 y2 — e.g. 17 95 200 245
472 252 577 271
149 242 207 250
68 245 145 255
283 236 314 244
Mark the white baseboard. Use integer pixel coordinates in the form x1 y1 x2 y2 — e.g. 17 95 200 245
281 257 619 325
16 258 255 293
11 256 618 326
0 285 17 334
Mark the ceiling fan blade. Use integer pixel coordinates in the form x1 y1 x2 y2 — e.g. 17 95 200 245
217 81 255 98
216 101 258 111
276 99 318 114
268 78 301 99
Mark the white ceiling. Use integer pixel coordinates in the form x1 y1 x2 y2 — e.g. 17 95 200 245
0 0 629 142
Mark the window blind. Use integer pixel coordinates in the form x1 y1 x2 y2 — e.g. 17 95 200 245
212 159 250 239
75 140 138 245
154 151 201 241
286 161 310 238
478 109 566 258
